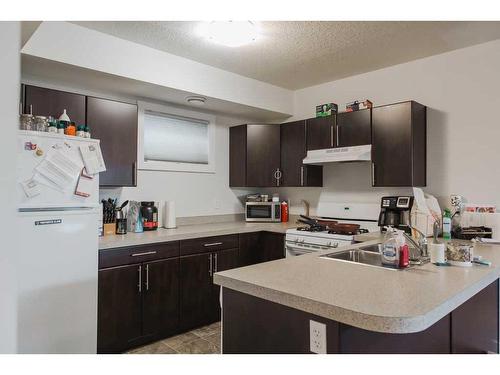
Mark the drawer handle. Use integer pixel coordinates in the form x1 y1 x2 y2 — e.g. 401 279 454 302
204 242 223 247
131 251 157 257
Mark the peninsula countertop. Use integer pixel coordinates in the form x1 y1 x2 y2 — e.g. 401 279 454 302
214 239 500 334
99 221 298 250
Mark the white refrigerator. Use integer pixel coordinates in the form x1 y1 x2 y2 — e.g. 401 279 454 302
16 130 102 353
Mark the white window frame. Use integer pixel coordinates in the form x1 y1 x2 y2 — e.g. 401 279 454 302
137 101 216 173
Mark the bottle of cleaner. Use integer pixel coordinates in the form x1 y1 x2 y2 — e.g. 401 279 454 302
442 209 452 240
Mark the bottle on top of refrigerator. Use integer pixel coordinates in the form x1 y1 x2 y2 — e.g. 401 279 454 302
442 208 452 240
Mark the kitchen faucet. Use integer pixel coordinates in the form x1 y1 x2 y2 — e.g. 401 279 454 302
403 227 429 261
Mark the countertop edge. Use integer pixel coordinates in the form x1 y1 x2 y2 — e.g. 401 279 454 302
99 224 290 250
214 267 500 334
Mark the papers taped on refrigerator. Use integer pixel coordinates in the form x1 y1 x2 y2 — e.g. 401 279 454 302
79 144 106 175
34 148 82 192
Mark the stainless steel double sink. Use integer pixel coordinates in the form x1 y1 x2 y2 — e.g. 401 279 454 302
320 244 410 270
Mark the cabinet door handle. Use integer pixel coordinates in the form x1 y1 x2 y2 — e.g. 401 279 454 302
336 126 340 147
214 253 218 273
300 166 304 186
131 251 157 257
132 161 137 186
145 264 150 291
275 168 282 187
330 124 334 147
204 242 223 247
138 265 142 293
208 253 213 276
372 162 376 186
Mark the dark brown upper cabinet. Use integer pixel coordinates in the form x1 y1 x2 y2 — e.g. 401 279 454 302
229 124 281 187
280 120 322 187
371 101 426 187
336 109 372 147
24 85 86 125
306 115 335 150
87 97 138 187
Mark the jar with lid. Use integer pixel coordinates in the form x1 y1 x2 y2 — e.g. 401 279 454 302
65 121 76 136
20 114 33 131
34 116 48 132
76 125 86 137
47 119 58 133
84 125 91 139
57 121 66 134
140 201 158 231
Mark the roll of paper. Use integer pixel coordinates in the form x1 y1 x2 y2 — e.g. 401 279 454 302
164 201 176 229
156 200 164 228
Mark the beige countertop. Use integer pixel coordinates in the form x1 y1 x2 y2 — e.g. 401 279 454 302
214 239 500 334
99 221 298 250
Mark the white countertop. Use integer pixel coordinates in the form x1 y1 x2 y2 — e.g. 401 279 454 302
99 221 297 250
214 239 500 334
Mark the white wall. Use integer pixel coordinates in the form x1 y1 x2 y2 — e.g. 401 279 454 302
0 21 20 353
101 114 251 218
278 39 500 215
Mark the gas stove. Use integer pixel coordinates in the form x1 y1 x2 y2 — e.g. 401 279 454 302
285 202 380 257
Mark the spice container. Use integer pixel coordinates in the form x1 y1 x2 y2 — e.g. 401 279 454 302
84 125 91 139
34 116 48 132
57 121 66 134
47 119 58 133
20 114 33 130
65 121 76 136
76 125 86 137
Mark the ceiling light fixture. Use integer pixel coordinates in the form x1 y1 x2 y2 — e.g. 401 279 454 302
186 96 207 105
199 21 258 47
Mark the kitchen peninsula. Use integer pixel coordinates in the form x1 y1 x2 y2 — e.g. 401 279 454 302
214 238 500 354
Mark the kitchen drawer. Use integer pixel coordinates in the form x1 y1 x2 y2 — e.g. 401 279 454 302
180 234 239 256
99 241 180 269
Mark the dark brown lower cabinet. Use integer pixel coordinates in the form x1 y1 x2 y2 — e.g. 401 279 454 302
211 248 239 320
97 264 143 353
222 280 500 354
451 279 499 353
239 232 285 267
142 258 180 339
179 253 214 331
97 257 180 353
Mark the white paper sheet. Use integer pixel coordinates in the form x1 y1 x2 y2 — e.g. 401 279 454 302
79 144 106 175
34 148 82 192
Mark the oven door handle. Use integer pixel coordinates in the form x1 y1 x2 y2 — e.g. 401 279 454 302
285 243 316 255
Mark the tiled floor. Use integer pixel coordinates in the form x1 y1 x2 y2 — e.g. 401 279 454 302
127 321 221 354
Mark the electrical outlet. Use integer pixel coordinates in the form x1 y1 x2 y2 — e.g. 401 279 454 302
309 320 327 354
214 199 220 210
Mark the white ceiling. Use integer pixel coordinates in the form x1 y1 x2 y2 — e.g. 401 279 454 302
73 21 500 90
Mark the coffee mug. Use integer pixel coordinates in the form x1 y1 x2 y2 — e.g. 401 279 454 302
430 242 446 264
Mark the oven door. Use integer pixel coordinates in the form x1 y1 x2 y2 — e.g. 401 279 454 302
285 242 319 257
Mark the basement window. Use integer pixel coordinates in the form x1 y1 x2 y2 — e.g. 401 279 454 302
138 101 216 173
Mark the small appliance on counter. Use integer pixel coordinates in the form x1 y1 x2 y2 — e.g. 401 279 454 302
141 201 158 231
115 200 129 235
378 196 414 234
245 201 282 222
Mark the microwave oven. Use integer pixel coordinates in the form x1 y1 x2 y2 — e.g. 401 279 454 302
245 202 281 222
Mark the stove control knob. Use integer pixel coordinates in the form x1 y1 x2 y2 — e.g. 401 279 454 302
326 241 332 246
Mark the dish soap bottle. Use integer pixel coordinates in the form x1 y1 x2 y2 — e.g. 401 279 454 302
442 209 452 240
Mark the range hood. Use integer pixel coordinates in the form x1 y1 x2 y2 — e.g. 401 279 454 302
303 144 372 164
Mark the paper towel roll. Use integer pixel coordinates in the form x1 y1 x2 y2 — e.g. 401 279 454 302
155 201 164 228
164 201 176 229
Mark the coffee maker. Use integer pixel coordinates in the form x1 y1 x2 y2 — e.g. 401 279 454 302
378 196 414 233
